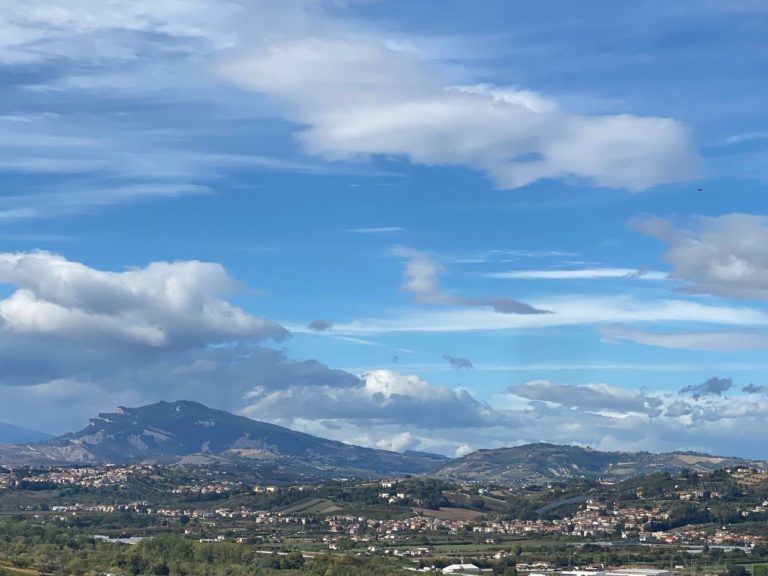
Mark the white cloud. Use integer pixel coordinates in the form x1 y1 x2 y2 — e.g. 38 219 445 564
275 375 768 459
487 268 667 280
498 377 768 458
242 369 503 431
636 213 768 300
0 112 354 221
602 324 768 351
393 245 444 299
0 0 238 65
376 432 417 453
446 249 577 265
724 131 768 145
221 31 700 190
508 380 663 416
332 295 767 334
348 227 403 234
391 245 548 314
454 444 473 458
0 345 362 434
0 1 699 196
0 251 288 346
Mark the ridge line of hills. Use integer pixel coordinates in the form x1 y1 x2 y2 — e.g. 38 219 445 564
0 400 764 484
0 421 52 444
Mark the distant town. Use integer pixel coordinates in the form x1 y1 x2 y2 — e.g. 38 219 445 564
2 462 768 576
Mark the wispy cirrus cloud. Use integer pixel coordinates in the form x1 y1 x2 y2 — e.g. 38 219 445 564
333 294 767 335
724 131 768 145
445 249 577 265
348 226 404 234
392 245 549 315
0 112 366 220
0 0 703 236
601 323 768 351
486 268 667 280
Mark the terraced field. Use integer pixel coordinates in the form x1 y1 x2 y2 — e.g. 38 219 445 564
279 498 342 515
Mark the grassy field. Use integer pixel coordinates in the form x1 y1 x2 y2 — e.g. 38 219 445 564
279 498 343 515
444 490 508 512
411 507 484 521
0 560 45 576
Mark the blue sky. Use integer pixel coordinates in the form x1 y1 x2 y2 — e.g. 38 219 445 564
1 0 768 457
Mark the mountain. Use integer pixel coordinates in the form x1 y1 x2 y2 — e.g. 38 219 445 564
0 401 444 476
0 421 51 444
2 405 764 484
435 442 768 484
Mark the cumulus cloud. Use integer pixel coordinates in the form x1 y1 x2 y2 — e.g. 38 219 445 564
0 345 361 434
0 251 288 347
0 251 309 432
307 319 333 332
679 377 733 399
442 354 474 370
266 374 768 459
490 376 768 458
391 245 548 315
2 251 759 459
0 250 507 454
664 400 694 418
242 369 503 430
636 213 768 300
376 432 418 453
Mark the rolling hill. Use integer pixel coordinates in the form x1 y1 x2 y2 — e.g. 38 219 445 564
2 404 765 485
0 421 51 444
435 442 768 484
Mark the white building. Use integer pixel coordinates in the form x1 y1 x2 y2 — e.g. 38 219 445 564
443 564 480 574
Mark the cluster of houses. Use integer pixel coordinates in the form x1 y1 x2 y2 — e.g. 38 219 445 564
37 489 767 553
171 479 244 495
0 464 152 488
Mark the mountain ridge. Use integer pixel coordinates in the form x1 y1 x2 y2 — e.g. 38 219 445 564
1 402 765 484
0 421 52 444
0 400 444 476
434 442 768 484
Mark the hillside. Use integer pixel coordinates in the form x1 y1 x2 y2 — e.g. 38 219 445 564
0 421 51 444
0 400 445 476
3 406 765 485
435 442 768 484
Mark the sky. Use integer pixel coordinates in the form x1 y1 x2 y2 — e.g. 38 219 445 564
1 0 768 458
